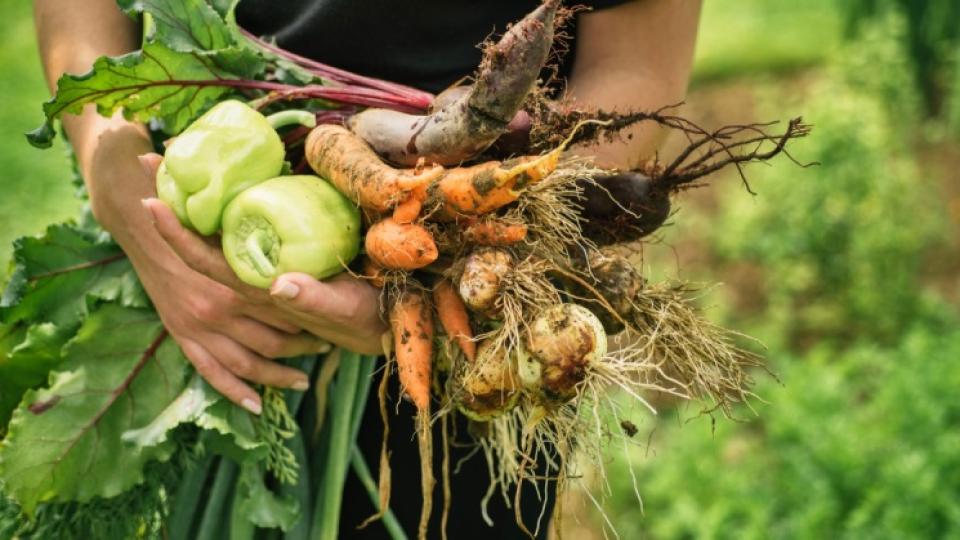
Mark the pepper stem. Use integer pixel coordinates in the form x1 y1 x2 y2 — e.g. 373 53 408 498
265 109 317 130
246 229 277 278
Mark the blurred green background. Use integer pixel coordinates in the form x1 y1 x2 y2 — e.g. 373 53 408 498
2 0 959 538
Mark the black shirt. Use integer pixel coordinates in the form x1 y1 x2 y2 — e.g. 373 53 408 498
236 0 630 94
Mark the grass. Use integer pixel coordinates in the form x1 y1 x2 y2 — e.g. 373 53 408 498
0 2 80 271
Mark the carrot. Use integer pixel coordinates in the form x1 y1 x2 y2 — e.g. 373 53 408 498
392 182 428 224
346 0 561 166
433 279 476 362
305 124 443 212
429 147 564 219
365 217 439 270
389 291 436 540
391 291 434 411
463 218 528 246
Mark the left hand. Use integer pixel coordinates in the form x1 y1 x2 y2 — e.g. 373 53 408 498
139 151 388 356
145 194 388 355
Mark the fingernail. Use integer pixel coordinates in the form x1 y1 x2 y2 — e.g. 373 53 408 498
136 154 153 178
271 280 300 300
316 340 333 354
241 398 262 415
292 379 310 391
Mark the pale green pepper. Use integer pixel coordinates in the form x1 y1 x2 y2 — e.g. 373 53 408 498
158 100 316 235
221 175 361 288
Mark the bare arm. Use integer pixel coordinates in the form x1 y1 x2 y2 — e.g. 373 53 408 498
567 0 702 169
33 0 387 413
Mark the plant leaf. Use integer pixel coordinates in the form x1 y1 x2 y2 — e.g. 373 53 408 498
118 0 264 77
1 223 145 327
236 461 301 531
0 304 189 515
27 42 243 148
123 372 265 460
0 323 72 431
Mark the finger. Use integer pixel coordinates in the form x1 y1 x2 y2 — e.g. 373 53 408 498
143 198 272 301
238 307 303 334
137 153 163 179
269 272 381 326
143 198 233 278
229 317 333 358
208 334 311 390
181 338 262 414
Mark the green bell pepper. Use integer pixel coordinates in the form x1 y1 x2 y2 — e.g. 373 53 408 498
221 175 361 288
158 100 316 235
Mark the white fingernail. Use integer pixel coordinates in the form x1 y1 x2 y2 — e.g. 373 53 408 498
272 280 300 300
241 398 262 415
316 340 333 354
292 379 310 391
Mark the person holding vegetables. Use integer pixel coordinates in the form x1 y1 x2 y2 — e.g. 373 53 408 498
33 0 701 536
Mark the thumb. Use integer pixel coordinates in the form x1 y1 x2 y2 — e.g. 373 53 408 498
270 273 353 322
137 152 163 180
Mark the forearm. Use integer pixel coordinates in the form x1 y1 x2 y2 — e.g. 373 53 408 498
33 0 162 257
566 0 702 169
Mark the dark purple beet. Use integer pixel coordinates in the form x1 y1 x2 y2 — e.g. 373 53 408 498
578 171 671 245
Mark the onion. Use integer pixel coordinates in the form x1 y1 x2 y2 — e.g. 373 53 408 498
524 304 607 403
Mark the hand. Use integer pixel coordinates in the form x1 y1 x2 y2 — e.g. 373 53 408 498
93 146 329 414
139 154 389 355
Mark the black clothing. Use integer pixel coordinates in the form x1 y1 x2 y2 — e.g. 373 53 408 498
234 2 630 537
237 0 629 94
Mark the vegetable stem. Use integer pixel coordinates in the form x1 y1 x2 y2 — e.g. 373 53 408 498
311 350 363 540
195 459 239 540
166 452 215 540
266 109 318 130
246 228 277 278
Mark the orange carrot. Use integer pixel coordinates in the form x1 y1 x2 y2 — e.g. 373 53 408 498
305 124 443 212
433 279 476 362
392 183 428 224
389 290 436 539
463 218 528 246
430 147 564 219
390 290 434 410
365 217 439 270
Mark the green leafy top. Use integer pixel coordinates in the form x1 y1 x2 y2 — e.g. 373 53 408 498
27 0 266 148
0 305 188 514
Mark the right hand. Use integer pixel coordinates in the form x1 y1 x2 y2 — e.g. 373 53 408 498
81 123 328 415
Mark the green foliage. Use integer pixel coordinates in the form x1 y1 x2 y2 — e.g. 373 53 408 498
28 42 240 148
597 5 960 538
0 429 201 540
2 223 145 326
692 0 841 83
605 323 960 540
0 305 189 514
710 26 944 347
838 0 960 119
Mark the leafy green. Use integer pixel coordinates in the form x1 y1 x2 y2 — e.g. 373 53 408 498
1 223 144 327
118 0 264 77
0 323 70 429
0 304 189 514
123 372 265 460
235 461 301 531
27 42 242 148
0 428 202 540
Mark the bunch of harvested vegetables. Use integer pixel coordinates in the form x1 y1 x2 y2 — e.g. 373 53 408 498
1 0 812 538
